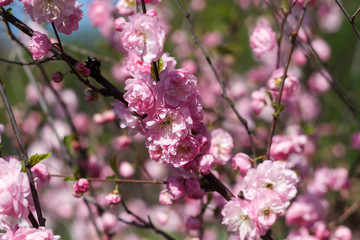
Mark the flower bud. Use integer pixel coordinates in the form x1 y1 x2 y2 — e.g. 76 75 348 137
51 71 64 83
84 89 98 102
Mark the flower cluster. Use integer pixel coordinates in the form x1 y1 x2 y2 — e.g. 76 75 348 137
29 31 52 61
112 10 210 171
222 160 299 240
20 0 83 35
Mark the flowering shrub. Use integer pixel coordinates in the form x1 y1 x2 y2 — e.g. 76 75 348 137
0 0 359 239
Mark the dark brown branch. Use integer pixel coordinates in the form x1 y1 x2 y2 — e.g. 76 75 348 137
171 0 257 157
264 3 309 160
0 57 57 66
0 77 45 227
351 6 360 23
201 173 234 201
83 198 103 239
334 0 360 40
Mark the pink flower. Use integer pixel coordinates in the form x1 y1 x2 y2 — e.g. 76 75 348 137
0 0 12 7
51 71 64 83
203 31 222 49
184 177 204 199
88 0 114 27
312 37 331 62
196 154 214 175
267 68 300 99
29 31 52 61
251 88 269 115
0 157 31 219
285 194 327 228
31 163 50 189
73 178 89 197
270 134 307 161
11 226 61 240
113 135 132 149
111 100 146 135
166 176 185 200
240 160 299 208
54 2 83 35
330 226 352 240
250 25 276 58
155 69 198 108
120 13 165 62
296 0 317 7
286 227 319 240
350 132 360 149
116 0 134 16
105 191 122 205
20 0 77 24
232 153 252 174
221 198 260 240
166 135 200 168
124 73 156 115
209 129 234 164
125 52 152 75
119 161 135 178
308 70 331 93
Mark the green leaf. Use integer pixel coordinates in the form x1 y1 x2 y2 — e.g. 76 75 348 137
106 175 116 179
266 91 273 102
63 176 76 182
273 104 285 117
63 135 75 156
29 153 51 167
73 166 79 180
151 58 163 81
110 155 118 175
21 160 26 172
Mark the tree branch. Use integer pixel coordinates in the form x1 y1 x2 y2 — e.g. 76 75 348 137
334 0 360 40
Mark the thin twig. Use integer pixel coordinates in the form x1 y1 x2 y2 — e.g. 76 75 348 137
50 174 165 184
0 77 45 227
171 0 257 157
0 57 57 66
351 6 360 23
264 3 309 160
83 198 104 239
328 199 360 229
334 0 360 40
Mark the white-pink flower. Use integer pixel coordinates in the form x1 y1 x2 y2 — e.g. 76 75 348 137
29 31 52 61
209 129 234 164
250 25 276 58
240 160 299 208
120 13 165 62
221 197 259 240
116 0 134 16
0 0 12 7
11 226 61 240
0 157 31 219
232 152 252 174
267 68 300 99
54 2 83 35
124 73 156 115
166 135 200 168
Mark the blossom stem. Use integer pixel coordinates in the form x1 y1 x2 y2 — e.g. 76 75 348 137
351 6 360 23
50 174 165 184
0 77 45 227
264 3 309 160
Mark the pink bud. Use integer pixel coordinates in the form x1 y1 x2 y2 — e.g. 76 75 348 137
93 113 104 124
73 178 89 197
231 153 252 174
81 67 91 77
159 190 173 205
105 191 121 205
113 136 132 149
75 62 86 71
84 89 98 102
186 216 201 230
51 71 64 83
185 177 204 199
114 17 127 31
197 154 214 175
147 9 158 18
31 163 50 189
331 226 352 240
103 110 116 122
166 176 185 200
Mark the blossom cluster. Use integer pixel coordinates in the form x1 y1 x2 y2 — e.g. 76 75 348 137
222 160 299 240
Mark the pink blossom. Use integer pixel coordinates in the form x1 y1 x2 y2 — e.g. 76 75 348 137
209 129 234 164
250 25 276 58
292 49 307 66
73 178 89 197
307 167 332 196
29 31 52 61
54 2 83 35
296 0 317 7
270 134 307 161
166 135 200 168
158 190 173 205
318 2 342 33
105 191 122 205
267 68 300 99
286 227 319 240
251 87 269 115
113 135 132 149
350 132 360 149
120 13 165 62
166 176 185 200
88 0 114 27
125 52 152 75
330 226 352 240
20 0 77 24
0 157 31 219
232 153 252 174
11 227 61 240
240 160 299 208
111 100 146 135
114 17 127 31
186 216 201 230
196 154 214 175
119 162 135 178
221 198 259 240
181 60 197 74
328 167 349 191
203 31 222 49
31 163 50 189
308 70 331 93
0 0 12 7
285 194 327 227
312 38 331 62
124 73 156 115
313 221 330 239
51 72 64 83
116 0 134 16
156 69 198 108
